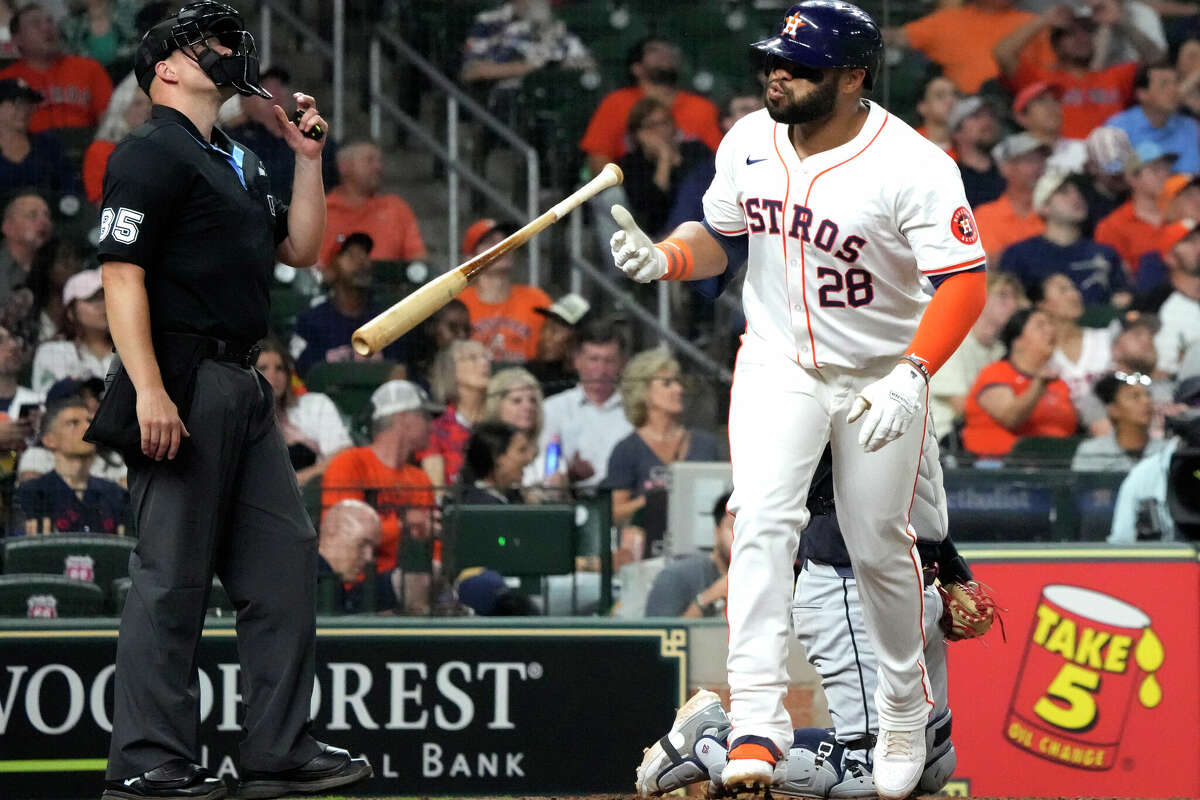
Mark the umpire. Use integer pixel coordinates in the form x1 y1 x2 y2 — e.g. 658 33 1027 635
94 4 371 800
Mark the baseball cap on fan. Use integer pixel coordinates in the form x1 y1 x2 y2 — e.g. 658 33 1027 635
462 218 516 256
63 269 103 305
991 132 1052 163
1033 169 1072 213
1013 81 1060 115
1125 141 1178 177
1085 126 1134 175
946 96 994 132
337 231 374 254
534 293 591 327
369 380 443 419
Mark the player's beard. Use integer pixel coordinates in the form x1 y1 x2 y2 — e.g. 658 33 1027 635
766 74 839 125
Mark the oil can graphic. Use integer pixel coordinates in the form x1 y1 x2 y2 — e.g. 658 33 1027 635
1004 585 1164 770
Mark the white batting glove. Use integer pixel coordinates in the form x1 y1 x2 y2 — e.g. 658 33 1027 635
610 204 667 283
846 362 927 452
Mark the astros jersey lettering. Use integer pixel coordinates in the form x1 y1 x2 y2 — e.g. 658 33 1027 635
703 103 985 367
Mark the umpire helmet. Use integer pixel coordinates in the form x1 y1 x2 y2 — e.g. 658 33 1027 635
134 1 270 98
751 1 883 90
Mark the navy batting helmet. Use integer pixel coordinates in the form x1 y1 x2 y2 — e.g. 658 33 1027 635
751 1 883 90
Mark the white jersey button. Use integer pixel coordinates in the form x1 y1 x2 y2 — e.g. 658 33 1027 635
793 303 803 311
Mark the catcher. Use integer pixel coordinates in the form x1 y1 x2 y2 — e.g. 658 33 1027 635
636 435 999 798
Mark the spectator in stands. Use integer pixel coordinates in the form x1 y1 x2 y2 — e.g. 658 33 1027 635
1109 376 1200 541
455 566 538 616
949 95 1005 208
481 366 567 498
1001 169 1131 306
420 339 491 489
644 490 733 617
1153 226 1200 375
407 298 471 390
1106 64 1200 174
1072 371 1165 470
81 72 147 204
526 292 589 397
929 272 1026 437
540 317 632 488
973 133 1049 260
321 380 440 574
0 4 111 133
255 338 351 487
1179 341 1200 380
1070 312 1174 435
994 1 1158 139
1078 126 1133 236
1177 35 1200 118
316 499 395 615
0 322 37 456
1033 273 1117 433
27 235 81 341
458 419 537 504
460 0 593 114
0 1 16 62
59 0 141 79
228 65 339 202
456 218 551 363
605 347 718 527
17 374 126 486
1013 81 1087 172
579 36 721 177
31 268 112 393
293 232 407 376
618 96 713 238
915 72 958 153
962 308 1079 457
0 190 51 302
0 77 78 200
15 397 127 534
292 231 410 376
667 88 763 233
883 0 1053 94
319 140 426 267
1098 0 1167 68
1095 142 1181 279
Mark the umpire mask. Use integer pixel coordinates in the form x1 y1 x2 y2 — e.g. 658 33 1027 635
135 1 271 98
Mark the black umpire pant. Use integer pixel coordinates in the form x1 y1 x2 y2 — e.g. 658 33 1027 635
106 360 323 779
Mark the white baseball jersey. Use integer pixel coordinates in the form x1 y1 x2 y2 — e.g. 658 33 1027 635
702 102 986 369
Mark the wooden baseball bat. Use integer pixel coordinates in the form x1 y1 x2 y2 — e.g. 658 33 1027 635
351 163 624 356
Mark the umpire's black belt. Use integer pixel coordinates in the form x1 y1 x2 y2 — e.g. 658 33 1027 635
165 333 261 368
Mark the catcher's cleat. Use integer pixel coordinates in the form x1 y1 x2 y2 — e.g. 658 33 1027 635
635 689 732 797
720 737 781 795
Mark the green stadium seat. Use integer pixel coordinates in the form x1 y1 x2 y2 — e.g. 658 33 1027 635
447 504 576 578
269 287 313 338
1080 305 1120 329
2 534 134 610
0 574 104 617
302 478 324 530
1009 435 1085 466
111 576 234 616
303 360 398 420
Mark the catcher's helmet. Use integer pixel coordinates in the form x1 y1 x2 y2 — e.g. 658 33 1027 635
751 1 883 89
134 1 270 98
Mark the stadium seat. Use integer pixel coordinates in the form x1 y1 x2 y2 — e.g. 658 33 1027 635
111 576 235 617
0 574 104 617
1073 470 1127 541
1008 436 1085 466
447 504 576 578
2 534 134 611
1080 305 1120 329
304 360 398 420
269 287 312 338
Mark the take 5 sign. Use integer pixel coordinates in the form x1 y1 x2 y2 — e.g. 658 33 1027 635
947 548 1200 797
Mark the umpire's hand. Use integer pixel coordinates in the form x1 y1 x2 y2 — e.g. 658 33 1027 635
137 387 190 460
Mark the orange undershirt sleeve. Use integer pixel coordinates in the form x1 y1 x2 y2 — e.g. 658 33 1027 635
906 271 987 376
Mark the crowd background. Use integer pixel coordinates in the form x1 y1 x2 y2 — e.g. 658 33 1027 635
0 0 1198 619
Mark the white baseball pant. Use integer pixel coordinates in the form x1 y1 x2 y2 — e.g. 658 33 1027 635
725 338 935 757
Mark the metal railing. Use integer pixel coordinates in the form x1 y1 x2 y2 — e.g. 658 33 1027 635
256 0 344 136
368 26 541 281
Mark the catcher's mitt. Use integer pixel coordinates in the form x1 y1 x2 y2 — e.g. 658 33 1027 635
937 580 1003 641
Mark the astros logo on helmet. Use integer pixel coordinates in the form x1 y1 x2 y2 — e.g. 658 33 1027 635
783 13 806 35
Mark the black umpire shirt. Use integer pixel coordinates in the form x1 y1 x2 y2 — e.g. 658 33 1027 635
97 105 290 343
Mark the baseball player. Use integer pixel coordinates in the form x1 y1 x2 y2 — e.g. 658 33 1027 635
609 2 987 797
635 436 990 798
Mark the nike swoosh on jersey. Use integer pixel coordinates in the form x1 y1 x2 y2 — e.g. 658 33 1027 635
745 156 768 165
